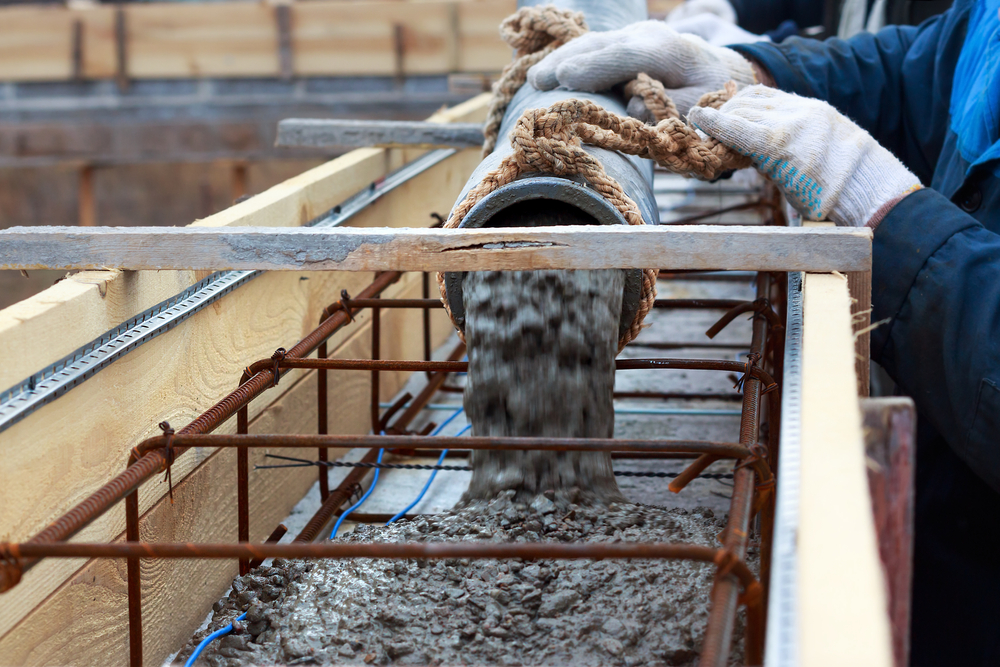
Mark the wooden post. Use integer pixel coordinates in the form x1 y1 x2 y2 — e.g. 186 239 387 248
71 19 84 81
231 162 249 203
446 2 460 73
115 5 129 92
78 165 95 227
393 23 406 86
275 3 294 81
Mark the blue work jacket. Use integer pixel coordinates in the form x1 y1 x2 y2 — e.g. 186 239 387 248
737 2 1000 664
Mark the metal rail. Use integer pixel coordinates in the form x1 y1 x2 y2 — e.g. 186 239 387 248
0 148 455 433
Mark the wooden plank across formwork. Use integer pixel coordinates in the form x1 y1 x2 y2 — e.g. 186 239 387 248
0 93 489 667
0 225 873 273
0 0 517 82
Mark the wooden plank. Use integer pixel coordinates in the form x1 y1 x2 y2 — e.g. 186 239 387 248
276 119 485 149
0 286 455 667
0 0 516 82
0 225 873 273
799 272 892 667
0 95 489 650
861 397 916 667
125 2 281 79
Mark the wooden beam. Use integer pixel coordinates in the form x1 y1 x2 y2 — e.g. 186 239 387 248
276 119 485 149
0 0 520 82
799 272 892 667
0 225 873 273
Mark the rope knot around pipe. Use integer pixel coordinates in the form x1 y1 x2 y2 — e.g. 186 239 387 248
440 6 753 350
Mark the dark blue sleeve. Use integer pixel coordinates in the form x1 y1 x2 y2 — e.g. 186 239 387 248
727 0 823 35
872 188 1000 491
732 2 972 185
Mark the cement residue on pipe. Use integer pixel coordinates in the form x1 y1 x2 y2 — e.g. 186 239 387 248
177 496 755 666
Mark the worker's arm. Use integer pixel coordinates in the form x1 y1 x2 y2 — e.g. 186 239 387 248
868 188 1000 491
691 85 1000 492
731 1 974 184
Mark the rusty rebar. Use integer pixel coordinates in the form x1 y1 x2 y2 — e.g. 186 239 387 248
654 298 745 310
242 357 778 390
133 433 756 459
0 271 405 591
294 448 381 543
699 273 772 667
126 490 141 667
0 540 761 611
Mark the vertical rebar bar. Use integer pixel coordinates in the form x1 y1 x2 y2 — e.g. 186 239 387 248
371 298 381 434
423 273 433 379
126 490 142 667
237 405 250 576
318 338 330 502
700 274 770 667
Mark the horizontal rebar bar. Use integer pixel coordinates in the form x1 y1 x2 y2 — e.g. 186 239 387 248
133 434 752 458
0 541 758 590
243 357 779 389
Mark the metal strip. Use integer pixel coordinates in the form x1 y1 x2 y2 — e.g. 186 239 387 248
0 148 457 433
766 270 804 667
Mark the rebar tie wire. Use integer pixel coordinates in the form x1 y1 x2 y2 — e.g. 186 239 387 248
158 421 177 504
255 454 736 480
270 348 287 387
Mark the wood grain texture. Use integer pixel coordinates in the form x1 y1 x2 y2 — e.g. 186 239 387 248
0 225 873 273
0 286 454 667
799 273 892 667
0 96 488 657
276 119 485 149
861 397 916 667
0 0 518 82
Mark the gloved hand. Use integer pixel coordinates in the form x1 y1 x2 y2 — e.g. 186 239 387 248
688 86 922 227
527 20 757 116
668 14 770 47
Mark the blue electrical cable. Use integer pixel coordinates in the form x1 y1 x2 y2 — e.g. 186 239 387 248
330 448 385 539
386 418 471 525
185 612 247 667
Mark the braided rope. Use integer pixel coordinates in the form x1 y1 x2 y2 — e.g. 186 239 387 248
481 6 589 156
442 6 752 351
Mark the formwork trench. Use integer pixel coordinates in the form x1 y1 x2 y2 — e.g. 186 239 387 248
168 172 782 667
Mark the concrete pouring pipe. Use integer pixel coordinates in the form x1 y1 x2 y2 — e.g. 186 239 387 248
442 0 660 344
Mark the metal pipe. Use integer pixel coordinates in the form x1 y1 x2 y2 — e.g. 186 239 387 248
443 0 657 342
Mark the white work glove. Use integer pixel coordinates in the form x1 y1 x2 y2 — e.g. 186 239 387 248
527 20 757 117
667 0 738 24
669 14 771 46
688 86 922 226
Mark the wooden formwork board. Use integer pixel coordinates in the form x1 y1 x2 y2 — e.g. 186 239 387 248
0 94 489 666
0 0 517 82
797 273 892 667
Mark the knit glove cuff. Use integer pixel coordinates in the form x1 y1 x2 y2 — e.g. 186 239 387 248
689 85 922 227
